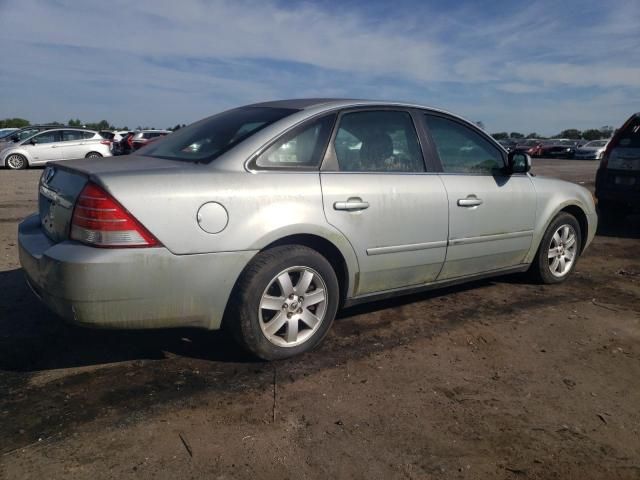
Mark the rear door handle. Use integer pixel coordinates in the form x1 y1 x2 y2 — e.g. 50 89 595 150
334 197 370 211
457 196 483 207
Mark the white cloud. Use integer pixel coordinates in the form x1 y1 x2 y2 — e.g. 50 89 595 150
0 0 638 133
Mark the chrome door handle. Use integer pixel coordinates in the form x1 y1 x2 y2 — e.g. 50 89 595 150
457 196 483 207
334 198 370 211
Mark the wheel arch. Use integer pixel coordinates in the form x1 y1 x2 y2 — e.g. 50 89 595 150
559 204 589 253
525 201 591 264
263 233 352 306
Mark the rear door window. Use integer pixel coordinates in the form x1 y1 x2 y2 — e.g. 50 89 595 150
332 110 425 172
62 130 85 141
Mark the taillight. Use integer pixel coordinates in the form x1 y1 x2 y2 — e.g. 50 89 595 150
70 183 160 248
100 139 111 145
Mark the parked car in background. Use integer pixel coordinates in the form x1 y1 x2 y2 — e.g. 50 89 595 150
596 112 640 216
112 131 136 155
18 99 596 360
100 130 133 155
513 139 543 155
0 128 19 139
533 139 576 159
131 130 171 150
496 138 517 150
2 128 112 169
0 125 61 148
574 140 609 160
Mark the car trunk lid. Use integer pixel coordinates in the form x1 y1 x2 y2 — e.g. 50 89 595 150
38 166 88 243
38 155 191 243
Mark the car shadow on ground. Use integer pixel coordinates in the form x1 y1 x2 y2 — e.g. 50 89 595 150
0 268 254 372
0 267 501 374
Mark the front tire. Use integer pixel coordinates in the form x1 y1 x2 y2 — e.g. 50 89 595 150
227 245 339 360
530 212 582 284
5 154 27 170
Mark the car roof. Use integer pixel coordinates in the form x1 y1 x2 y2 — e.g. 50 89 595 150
246 97 460 115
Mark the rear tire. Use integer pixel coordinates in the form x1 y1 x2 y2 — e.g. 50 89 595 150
226 245 339 360
529 212 582 284
85 152 103 158
5 154 27 170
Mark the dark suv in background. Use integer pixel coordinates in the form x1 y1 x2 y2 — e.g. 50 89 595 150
595 113 640 216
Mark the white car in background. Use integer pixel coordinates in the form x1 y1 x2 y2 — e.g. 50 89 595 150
2 128 112 169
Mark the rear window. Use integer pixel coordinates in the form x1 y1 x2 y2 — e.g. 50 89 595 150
616 117 640 148
139 107 297 163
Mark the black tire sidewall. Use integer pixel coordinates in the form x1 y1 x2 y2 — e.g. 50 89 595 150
231 245 339 360
535 213 582 284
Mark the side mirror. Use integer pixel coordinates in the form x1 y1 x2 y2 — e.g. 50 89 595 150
507 151 531 173
10 134 19 142
29 138 38 145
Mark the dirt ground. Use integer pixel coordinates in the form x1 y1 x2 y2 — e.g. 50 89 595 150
1 160 639 479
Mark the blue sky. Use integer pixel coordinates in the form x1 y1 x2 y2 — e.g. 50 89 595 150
0 0 638 134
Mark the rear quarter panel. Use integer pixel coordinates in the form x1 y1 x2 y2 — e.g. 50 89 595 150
96 169 360 296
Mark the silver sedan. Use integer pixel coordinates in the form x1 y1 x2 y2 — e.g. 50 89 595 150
18 99 597 359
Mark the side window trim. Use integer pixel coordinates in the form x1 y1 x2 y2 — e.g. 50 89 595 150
422 112 508 174
248 113 337 171
320 107 429 173
411 109 442 173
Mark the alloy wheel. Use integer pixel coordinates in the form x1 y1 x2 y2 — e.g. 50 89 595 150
6 154 25 169
547 224 578 277
258 266 328 348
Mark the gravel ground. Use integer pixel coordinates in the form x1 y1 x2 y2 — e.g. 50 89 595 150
1 159 639 479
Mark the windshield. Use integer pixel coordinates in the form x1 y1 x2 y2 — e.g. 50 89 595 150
584 140 607 147
139 107 298 163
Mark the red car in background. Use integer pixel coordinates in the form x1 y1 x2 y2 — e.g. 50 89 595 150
131 130 171 150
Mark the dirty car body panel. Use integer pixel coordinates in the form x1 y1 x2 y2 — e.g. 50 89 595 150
18 99 597 333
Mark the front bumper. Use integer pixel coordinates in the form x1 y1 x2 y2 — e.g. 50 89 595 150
18 214 256 330
574 153 599 160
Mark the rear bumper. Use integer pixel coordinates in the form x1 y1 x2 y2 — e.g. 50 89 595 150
18 214 256 330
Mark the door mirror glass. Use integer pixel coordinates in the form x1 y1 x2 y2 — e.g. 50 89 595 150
508 151 531 173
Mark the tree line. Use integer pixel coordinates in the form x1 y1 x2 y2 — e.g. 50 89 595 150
0 118 186 132
491 126 615 141
0 116 617 141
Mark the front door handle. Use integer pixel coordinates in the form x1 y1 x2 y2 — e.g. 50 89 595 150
457 196 483 207
334 197 370 211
